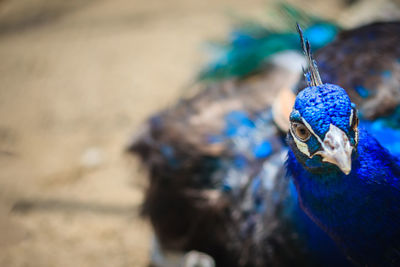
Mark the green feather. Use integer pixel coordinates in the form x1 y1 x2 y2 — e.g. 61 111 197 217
198 3 340 82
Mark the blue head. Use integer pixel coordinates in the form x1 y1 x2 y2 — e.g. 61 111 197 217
287 25 359 175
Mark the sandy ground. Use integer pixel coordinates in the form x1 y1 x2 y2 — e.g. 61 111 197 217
0 0 398 266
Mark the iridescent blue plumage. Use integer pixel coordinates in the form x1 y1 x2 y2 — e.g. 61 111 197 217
287 130 400 265
294 84 352 137
287 26 400 266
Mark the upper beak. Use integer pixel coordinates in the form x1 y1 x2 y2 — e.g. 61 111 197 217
316 124 353 175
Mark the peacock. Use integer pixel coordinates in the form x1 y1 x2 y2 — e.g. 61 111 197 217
286 24 400 266
128 6 400 267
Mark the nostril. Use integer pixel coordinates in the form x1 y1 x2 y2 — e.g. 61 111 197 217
324 140 336 150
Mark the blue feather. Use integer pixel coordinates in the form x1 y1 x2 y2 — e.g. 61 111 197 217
354 85 370 98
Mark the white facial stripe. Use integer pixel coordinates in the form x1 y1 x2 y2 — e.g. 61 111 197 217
349 109 354 127
350 109 359 146
301 117 324 145
355 127 359 146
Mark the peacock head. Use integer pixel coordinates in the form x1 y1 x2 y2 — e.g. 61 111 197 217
287 24 359 175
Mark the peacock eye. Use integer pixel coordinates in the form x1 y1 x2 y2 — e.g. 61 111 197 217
291 122 311 141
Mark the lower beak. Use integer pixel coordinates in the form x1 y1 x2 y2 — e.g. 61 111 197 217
322 147 352 175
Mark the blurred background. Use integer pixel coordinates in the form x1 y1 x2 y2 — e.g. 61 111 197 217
0 0 398 266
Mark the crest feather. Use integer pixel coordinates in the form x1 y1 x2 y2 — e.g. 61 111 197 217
296 23 323 87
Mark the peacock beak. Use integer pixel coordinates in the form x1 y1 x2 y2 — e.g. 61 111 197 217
315 124 353 175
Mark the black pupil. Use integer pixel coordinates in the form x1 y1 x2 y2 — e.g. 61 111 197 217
294 123 309 140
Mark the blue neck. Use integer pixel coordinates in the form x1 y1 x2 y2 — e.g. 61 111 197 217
287 129 400 265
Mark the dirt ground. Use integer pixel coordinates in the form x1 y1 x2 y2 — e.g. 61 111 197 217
0 0 398 266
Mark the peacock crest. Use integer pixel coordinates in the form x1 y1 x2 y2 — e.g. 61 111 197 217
296 23 323 87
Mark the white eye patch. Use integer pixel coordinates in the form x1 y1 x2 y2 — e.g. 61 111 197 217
291 131 311 156
349 109 354 127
